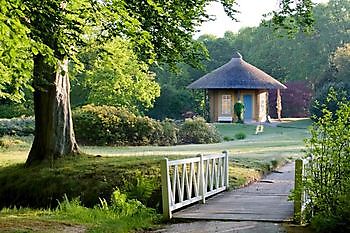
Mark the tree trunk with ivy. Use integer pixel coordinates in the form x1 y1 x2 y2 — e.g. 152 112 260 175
25 55 79 166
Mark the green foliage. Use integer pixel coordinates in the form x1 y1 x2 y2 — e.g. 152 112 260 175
0 117 34 137
55 191 158 233
99 189 152 217
0 0 33 101
74 105 154 146
0 0 247 102
311 86 350 120
178 117 222 144
0 103 33 118
160 119 179 146
269 0 314 34
73 105 177 146
74 105 221 146
0 156 162 210
312 43 350 119
234 102 245 123
234 132 246 140
223 136 234 141
303 95 350 232
71 38 160 111
330 43 350 83
147 84 199 120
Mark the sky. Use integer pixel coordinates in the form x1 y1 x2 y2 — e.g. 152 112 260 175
196 0 329 38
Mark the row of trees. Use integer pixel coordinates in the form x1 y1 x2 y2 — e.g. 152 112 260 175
2 0 348 120
149 0 350 119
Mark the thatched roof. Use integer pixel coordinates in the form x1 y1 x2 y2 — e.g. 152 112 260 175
187 52 286 90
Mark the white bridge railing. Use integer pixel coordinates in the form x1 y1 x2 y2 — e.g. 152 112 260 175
161 151 229 219
294 156 312 224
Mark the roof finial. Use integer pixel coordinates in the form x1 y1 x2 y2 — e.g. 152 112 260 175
232 51 242 59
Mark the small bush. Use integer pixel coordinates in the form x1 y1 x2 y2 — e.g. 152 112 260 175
178 117 222 144
159 119 178 146
234 132 246 140
234 102 245 123
223 136 234 141
0 117 35 137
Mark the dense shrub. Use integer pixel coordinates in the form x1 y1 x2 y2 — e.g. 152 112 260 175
178 117 222 144
73 105 179 146
0 117 35 136
303 95 350 232
0 103 33 119
74 105 158 146
74 105 221 146
131 116 163 146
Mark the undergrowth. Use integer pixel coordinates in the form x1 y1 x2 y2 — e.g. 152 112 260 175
1 190 160 233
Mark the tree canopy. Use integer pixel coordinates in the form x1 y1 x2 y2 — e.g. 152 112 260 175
71 37 160 112
0 0 317 164
1 0 316 98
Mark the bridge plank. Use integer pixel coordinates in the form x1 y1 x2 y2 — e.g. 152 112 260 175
172 163 295 222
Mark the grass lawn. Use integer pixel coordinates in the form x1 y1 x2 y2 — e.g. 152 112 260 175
0 118 311 232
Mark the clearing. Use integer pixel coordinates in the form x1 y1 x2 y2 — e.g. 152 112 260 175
0 118 311 232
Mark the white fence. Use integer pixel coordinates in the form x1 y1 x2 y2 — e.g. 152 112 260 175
294 156 312 223
161 151 229 219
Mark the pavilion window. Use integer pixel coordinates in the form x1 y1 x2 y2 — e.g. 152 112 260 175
221 95 232 115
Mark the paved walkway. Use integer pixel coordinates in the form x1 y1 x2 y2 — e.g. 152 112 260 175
172 163 295 222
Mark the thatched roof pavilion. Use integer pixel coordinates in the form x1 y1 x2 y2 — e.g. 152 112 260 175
188 52 286 90
188 52 286 122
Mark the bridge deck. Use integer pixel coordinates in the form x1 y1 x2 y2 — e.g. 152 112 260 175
172 163 295 222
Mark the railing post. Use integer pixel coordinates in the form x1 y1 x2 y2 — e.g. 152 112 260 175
223 150 229 189
161 158 171 219
294 159 303 224
199 154 206 204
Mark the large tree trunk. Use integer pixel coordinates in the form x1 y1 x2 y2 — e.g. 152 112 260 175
25 55 79 166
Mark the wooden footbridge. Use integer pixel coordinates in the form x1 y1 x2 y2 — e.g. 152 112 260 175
161 153 306 223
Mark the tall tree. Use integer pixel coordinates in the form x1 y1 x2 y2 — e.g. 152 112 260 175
0 0 314 166
71 37 160 112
